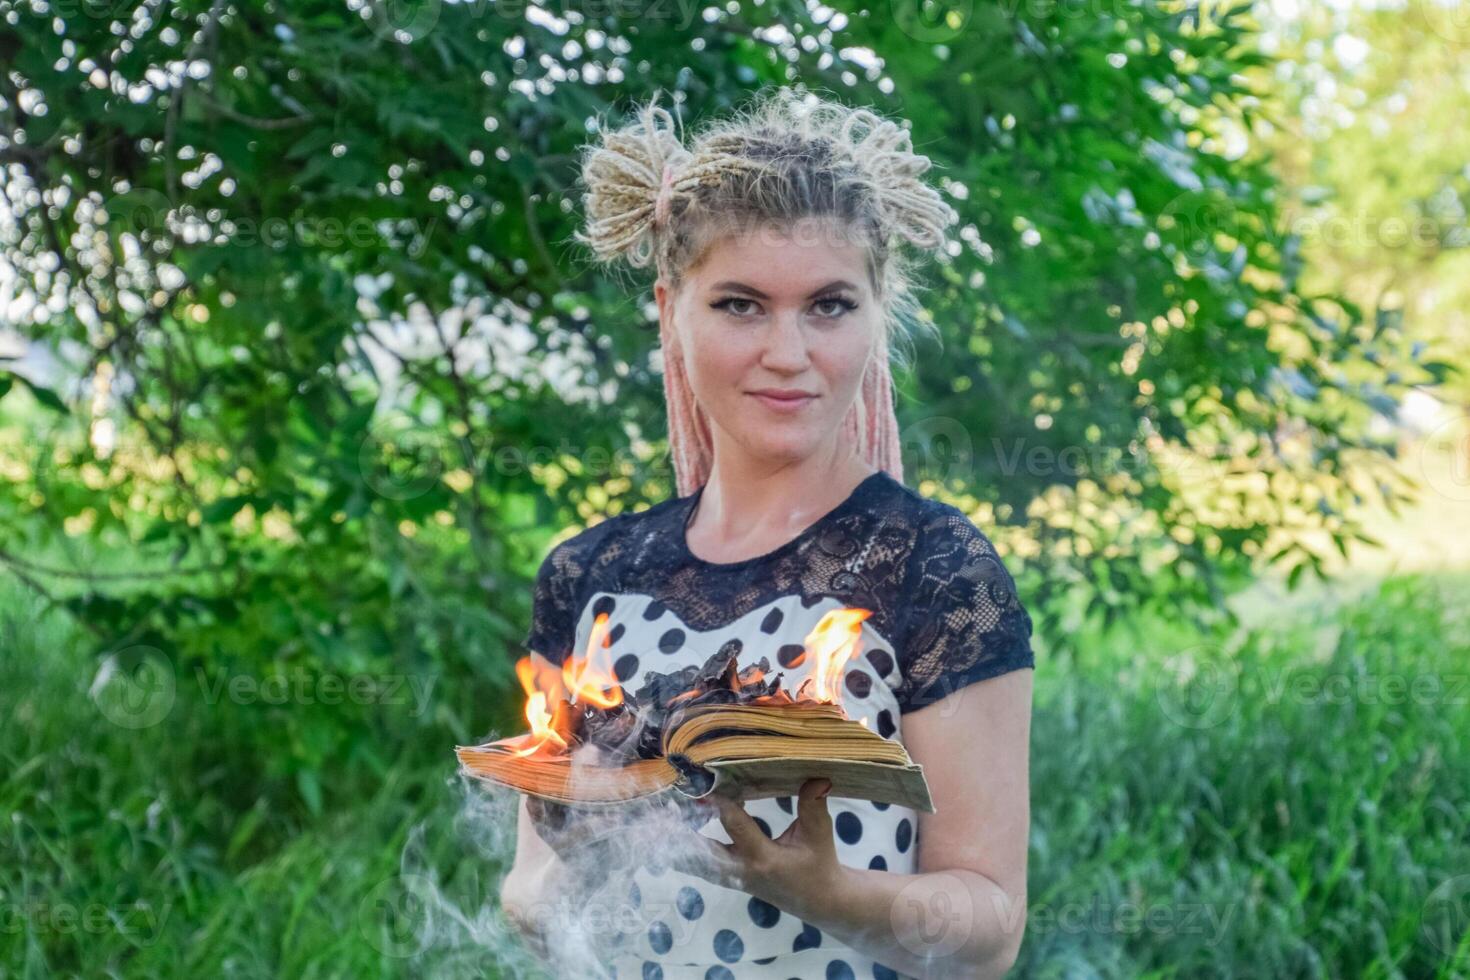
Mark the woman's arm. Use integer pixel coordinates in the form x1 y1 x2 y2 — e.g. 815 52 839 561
499 795 569 961
692 668 1033 979
816 668 1033 978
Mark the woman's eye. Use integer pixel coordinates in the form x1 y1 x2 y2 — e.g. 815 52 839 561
712 297 760 317
813 296 858 318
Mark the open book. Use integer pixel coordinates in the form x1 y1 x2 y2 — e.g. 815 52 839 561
456 698 935 813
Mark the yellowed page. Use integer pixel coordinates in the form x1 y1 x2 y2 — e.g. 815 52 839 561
696 756 935 813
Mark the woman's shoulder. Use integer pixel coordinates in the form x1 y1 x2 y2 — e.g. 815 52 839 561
536 494 687 576
889 490 1036 710
871 475 1009 562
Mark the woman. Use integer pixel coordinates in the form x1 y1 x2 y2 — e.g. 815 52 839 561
499 88 1035 979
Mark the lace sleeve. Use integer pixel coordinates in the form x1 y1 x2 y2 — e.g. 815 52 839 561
895 505 1035 713
522 541 582 665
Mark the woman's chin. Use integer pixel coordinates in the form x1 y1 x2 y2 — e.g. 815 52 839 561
737 433 827 463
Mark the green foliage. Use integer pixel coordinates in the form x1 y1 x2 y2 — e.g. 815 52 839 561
0 1 1439 816
1260 0 1470 405
5 563 1467 976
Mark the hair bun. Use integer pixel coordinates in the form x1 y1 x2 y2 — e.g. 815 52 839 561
576 93 693 269
833 107 957 252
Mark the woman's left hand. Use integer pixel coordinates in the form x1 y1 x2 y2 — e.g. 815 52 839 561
672 777 841 916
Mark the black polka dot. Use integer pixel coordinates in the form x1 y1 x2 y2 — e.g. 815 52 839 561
760 608 784 634
873 800 890 811
614 653 641 683
609 622 626 646
801 593 825 608
642 600 666 621
776 795 794 814
873 965 900 980
865 649 894 678
754 956 776 965
676 885 704 920
777 643 806 669
658 628 685 654
868 855 887 871
793 922 822 951
704 969 733 980
593 596 617 619
844 670 872 699
876 710 896 738
835 811 863 845
753 815 773 838
713 928 744 962
826 961 855 980
717 637 743 661
641 963 663 980
748 896 781 927
896 818 913 853
648 920 672 954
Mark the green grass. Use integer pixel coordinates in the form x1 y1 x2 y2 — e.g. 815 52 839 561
1022 573 1470 978
3 573 1468 978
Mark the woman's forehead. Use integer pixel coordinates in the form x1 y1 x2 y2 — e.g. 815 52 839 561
687 224 876 289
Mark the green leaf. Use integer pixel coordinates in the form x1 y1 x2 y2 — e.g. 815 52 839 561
15 375 67 413
296 769 323 817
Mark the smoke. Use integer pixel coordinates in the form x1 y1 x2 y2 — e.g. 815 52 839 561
381 725 723 978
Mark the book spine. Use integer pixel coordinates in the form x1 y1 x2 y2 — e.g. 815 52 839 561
665 752 716 798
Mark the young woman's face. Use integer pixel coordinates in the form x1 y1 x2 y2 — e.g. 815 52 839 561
656 220 881 472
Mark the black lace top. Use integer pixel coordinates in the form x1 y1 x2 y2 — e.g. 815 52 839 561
523 469 1034 716
520 470 1034 977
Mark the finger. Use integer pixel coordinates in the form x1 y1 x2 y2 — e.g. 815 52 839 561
795 778 834 841
666 829 742 887
711 794 769 854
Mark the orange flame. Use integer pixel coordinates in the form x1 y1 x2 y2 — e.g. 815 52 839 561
797 607 871 709
510 653 570 757
561 612 624 709
507 607 876 757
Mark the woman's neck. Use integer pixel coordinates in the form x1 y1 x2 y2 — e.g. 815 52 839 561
685 447 878 565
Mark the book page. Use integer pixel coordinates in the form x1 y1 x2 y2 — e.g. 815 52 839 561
695 756 935 813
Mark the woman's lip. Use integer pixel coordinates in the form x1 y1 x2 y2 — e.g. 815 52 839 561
749 392 816 412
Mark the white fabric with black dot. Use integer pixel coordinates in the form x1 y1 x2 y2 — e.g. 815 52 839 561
519 470 1035 979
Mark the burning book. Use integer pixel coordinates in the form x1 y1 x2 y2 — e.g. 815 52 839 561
455 607 934 813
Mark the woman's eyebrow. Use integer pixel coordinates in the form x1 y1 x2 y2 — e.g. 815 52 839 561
708 279 859 299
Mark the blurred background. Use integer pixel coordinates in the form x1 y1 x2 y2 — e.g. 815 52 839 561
1 0 1467 976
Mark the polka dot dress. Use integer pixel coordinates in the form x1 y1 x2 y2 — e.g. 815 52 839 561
520 471 1035 979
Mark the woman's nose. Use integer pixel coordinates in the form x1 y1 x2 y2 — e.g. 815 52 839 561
760 310 810 370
